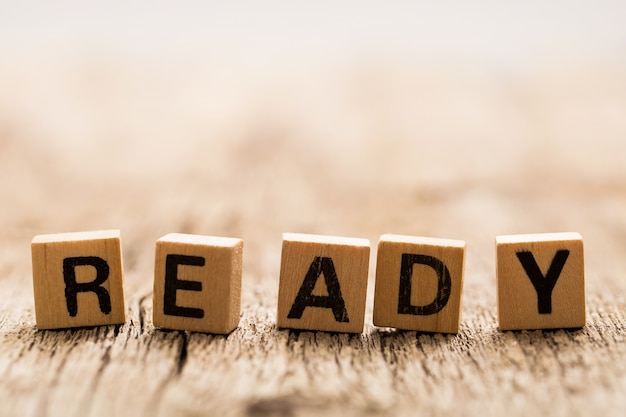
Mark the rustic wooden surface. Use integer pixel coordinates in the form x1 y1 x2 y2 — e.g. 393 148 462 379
1 45 626 417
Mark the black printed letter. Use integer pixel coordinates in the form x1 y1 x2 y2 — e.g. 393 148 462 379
287 256 349 322
164 254 205 318
63 256 112 317
516 250 570 314
398 254 452 316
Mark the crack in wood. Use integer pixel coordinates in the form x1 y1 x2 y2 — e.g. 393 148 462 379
175 331 189 376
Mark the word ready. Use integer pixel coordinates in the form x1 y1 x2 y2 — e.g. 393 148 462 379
30 230 585 333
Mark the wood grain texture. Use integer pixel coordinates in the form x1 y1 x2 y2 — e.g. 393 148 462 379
373 234 465 333
153 233 243 334
1 47 626 417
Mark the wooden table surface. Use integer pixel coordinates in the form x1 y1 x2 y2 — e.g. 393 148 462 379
0 48 625 417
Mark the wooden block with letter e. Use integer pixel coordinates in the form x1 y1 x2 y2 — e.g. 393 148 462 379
373 234 466 333
496 232 585 330
153 233 243 334
31 230 126 330
277 233 370 333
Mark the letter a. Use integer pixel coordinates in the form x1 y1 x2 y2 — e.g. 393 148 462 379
287 256 349 322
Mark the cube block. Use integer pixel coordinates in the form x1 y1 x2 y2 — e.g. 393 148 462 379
31 230 126 330
153 233 243 334
373 234 466 333
496 232 585 330
277 233 370 333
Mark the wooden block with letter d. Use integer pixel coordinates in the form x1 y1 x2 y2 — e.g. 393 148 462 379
153 233 243 334
373 234 466 333
31 230 126 330
496 232 585 331
277 233 370 333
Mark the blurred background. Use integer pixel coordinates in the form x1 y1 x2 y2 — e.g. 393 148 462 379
1 1 625 296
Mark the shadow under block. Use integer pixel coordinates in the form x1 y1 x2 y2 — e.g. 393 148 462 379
496 232 586 331
153 233 243 334
277 233 370 333
31 230 126 330
373 234 466 334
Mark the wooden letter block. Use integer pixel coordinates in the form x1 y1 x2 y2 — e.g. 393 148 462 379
153 233 243 334
31 230 126 330
277 233 370 333
373 234 466 333
496 232 585 330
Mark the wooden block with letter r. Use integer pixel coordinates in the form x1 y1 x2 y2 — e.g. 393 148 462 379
373 234 466 333
153 233 243 334
277 233 370 333
31 230 126 330
496 232 586 330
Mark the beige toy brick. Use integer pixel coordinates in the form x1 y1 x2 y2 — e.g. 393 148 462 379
373 234 466 333
277 233 370 333
153 233 243 334
496 232 585 330
31 230 126 330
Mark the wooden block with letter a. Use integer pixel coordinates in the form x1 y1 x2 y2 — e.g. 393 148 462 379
496 232 585 330
277 233 370 333
153 233 243 334
373 234 466 333
31 230 126 330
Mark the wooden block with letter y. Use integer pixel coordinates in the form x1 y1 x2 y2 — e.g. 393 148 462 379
31 230 126 330
153 233 243 334
277 233 370 333
496 232 585 330
373 234 466 333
